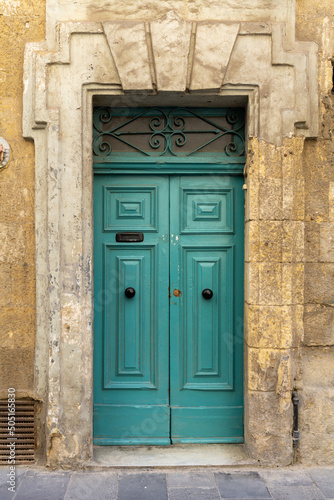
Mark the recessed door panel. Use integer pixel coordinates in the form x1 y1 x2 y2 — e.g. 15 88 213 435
179 247 234 392
103 245 157 389
104 185 157 231
180 188 234 234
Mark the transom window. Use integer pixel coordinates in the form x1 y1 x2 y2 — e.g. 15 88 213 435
93 107 245 162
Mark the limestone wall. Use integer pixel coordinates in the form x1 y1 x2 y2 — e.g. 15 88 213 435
244 136 305 465
0 0 45 399
0 0 333 467
296 0 334 465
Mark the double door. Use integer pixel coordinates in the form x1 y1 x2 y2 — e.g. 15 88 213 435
93 174 244 444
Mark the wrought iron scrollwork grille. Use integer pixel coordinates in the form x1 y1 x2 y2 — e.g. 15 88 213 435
93 107 245 160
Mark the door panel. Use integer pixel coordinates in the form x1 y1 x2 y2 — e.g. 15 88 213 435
103 245 158 390
94 175 170 444
169 176 244 443
179 247 234 391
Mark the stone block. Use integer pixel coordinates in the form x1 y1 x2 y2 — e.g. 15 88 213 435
0 468 26 500
0 264 12 307
167 472 215 489
329 182 334 221
150 11 191 92
258 221 283 262
245 390 293 465
14 471 69 500
309 469 334 498
246 263 303 306
301 346 334 388
103 21 152 91
11 264 36 307
305 263 334 304
282 263 304 305
244 221 259 262
245 304 302 349
259 178 282 220
0 347 34 391
0 223 26 264
260 469 313 486
282 221 304 263
258 141 282 180
191 22 239 91
266 484 327 499
292 305 304 347
291 178 305 221
249 219 304 266
304 303 334 346
65 471 118 500
169 488 220 500
0 165 35 224
304 222 320 262
244 262 259 304
305 178 330 223
245 171 259 222
247 347 292 392
215 471 271 499
118 473 168 500
258 263 282 305
0 307 35 349
299 387 334 465
320 223 334 262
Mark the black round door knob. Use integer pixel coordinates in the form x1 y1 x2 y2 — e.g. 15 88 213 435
125 287 136 299
202 289 213 300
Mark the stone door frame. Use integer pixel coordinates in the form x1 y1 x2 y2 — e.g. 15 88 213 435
23 13 318 466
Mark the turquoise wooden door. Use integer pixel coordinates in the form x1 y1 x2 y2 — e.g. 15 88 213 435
93 174 244 444
169 175 244 442
94 175 170 444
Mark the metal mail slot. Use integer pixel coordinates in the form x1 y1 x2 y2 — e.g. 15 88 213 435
116 232 144 243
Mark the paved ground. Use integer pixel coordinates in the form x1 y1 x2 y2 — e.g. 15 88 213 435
0 467 333 500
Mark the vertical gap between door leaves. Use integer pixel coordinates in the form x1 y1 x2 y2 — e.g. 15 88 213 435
168 174 172 443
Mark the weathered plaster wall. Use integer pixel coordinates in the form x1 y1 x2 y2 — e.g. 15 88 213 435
46 0 294 40
12 0 333 467
0 0 45 398
295 0 334 465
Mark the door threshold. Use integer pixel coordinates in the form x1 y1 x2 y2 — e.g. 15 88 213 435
91 444 257 468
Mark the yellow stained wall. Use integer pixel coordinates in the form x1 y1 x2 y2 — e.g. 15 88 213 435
0 0 45 397
296 0 334 464
0 0 333 465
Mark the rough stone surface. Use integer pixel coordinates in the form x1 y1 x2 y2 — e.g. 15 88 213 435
0 0 45 399
244 135 305 464
46 0 295 38
299 387 334 465
298 10 334 459
65 472 118 500
304 304 334 346
244 391 293 465
215 471 271 498
103 21 153 91
2 0 331 470
191 22 240 91
150 11 192 92
118 473 168 500
4 468 334 500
